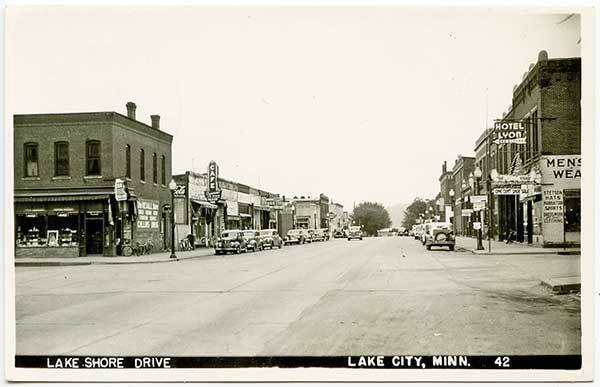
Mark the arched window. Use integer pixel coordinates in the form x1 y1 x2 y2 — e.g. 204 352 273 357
125 144 131 178
24 142 39 177
86 140 101 175
54 141 69 176
152 152 157 184
140 148 145 181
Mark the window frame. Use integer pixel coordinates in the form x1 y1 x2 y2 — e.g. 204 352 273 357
24 142 39 177
161 155 166 185
140 148 145 182
54 141 70 177
125 144 131 178
152 152 158 184
85 140 102 176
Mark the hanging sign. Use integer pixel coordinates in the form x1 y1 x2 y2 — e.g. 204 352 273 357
473 222 482 230
204 160 222 203
493 185 527 195
114 178 128 201
461 209 473 216
493 121 526 144
473 202 486 211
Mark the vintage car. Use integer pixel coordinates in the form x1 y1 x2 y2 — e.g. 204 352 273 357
347 225 363 241
215 230 247 255
243 230 263 252
333 229 345 238
284 229 309 245
424 222 455 251
258 229 283 249
311 228 327 242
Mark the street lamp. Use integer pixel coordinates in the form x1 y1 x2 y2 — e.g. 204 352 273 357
474 166 484 250
313 210 317 230
449 189 455 228
168 178 177 259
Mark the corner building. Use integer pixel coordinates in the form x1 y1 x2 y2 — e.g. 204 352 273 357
14 102 173 257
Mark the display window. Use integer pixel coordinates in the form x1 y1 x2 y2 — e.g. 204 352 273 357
564 189 581 233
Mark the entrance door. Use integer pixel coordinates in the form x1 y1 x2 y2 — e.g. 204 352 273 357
86 218 104 255
526 201 533 244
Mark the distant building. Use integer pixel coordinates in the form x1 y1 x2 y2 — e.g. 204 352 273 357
14 102 173 257
451 155 475 236
292 194 330 229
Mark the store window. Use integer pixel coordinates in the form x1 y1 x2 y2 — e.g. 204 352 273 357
152 152 158 184
86 140 101 175
125 144 131 178
140 148 145 181
564 189 581 232
24 142 39 177
54 141 69 176
161 155 166 185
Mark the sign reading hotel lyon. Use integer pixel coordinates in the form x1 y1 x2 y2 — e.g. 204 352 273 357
493 120 526 145
205 160 222 203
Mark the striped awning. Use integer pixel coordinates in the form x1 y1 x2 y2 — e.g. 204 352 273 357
14 194 110 202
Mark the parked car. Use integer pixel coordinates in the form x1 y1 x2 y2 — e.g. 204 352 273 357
320 228 331 241
243 230 263 252
215 229 247 255
285 229 309 245
311 228 327 242
258 229 283 249
348 226 363 241
424 222 455 251
333 229 345 238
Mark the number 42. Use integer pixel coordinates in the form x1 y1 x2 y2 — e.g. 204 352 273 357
494 357 510 367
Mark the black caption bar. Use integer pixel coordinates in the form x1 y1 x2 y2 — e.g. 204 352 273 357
15 355 581 370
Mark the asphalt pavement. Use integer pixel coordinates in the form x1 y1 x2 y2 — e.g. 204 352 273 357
15 237 580 356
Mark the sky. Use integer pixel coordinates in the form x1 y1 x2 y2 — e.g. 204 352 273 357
6 6 581 210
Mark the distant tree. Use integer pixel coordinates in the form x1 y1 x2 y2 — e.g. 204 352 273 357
351 202 392 237
401 197 437 229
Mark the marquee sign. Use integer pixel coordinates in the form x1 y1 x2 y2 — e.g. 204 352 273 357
204 160 222 203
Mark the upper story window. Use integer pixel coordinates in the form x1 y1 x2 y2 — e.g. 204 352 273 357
152 152 158 184
161 155 166 185
86 140 101 176
531 110 539 156
140 148 145 181
24 142 39 177
125 144 131 178
54 141 69 176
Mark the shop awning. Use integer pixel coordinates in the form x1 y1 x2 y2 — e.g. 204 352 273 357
15 194 111 202
191 199 218 209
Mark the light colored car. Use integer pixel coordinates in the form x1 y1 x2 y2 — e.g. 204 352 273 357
285 229 309 245
215 230 247 255
259 229 283 249
348 226 363 241
243 230 263 252
311 228 327 242
424 222 455 251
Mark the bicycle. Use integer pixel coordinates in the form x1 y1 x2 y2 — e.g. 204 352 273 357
122 239 133 256
179 238 193 251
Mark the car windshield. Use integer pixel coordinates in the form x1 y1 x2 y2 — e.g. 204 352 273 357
243 231 256 237
429 223 453 232
350 226 360 232
221 232 239 239
288 230 302 236
259 230 273 236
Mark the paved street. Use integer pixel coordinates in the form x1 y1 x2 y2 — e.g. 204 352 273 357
16 237 580 356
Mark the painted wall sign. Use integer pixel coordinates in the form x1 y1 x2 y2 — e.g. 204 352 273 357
543 189 564 224
137 199 160 229
540 155 581 180
173 185 186 198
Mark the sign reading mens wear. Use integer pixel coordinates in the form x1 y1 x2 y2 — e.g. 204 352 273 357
540 155 581 181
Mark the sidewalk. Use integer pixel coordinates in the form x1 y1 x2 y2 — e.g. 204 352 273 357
455 236 581 256
14 248 216 267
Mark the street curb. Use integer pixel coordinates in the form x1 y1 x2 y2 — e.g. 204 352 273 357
464 249 581 256
14 253 215 267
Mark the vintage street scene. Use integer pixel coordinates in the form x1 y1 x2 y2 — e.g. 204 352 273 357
8 7 584 363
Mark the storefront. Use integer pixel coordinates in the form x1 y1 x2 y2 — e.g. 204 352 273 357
14 195 113 258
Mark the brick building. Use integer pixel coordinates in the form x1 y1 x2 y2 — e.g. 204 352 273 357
474 51 581 246
292 194 330 230
438 161 454 223
14 102 173 257
450 155 475 236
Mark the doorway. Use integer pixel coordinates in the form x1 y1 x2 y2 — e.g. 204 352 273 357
86 218 104 255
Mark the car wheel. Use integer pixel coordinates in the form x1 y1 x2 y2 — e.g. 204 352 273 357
426 245 431 250
236 246 241 254
449 245 454 251
360 237 363 240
